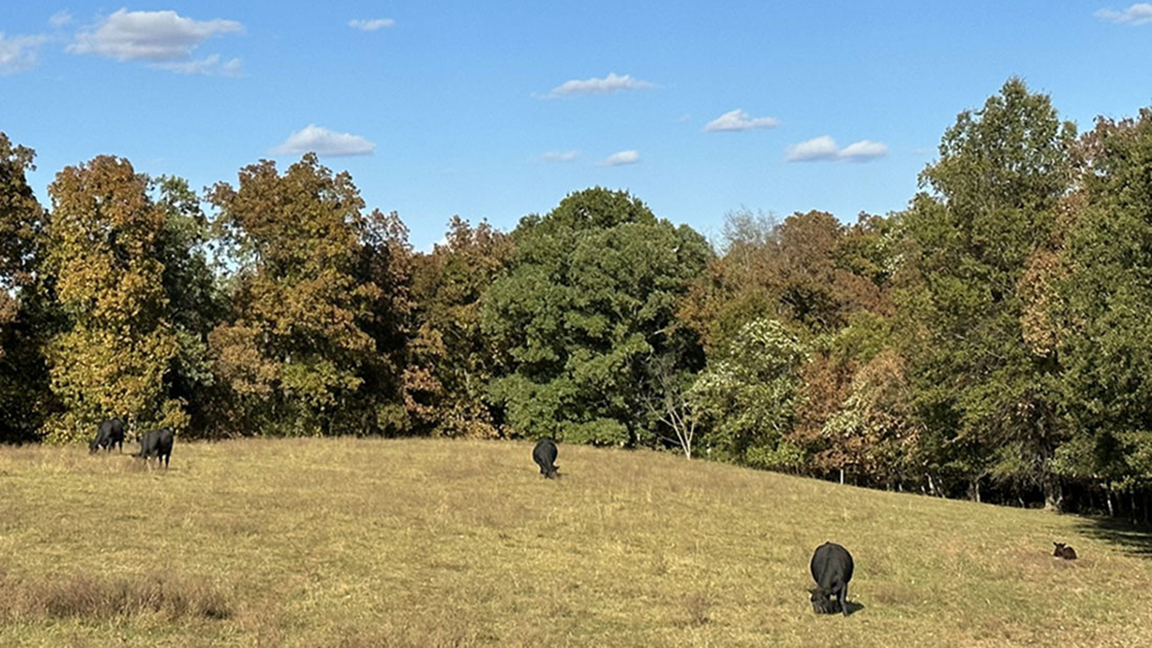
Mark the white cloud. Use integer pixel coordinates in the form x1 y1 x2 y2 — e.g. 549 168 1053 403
539 150 578 163
543 72 654 98
839 140 889 162
704 108 779 132
425 235 449 253
69 9 243 62
786 136 889 163
1095 3 1152 24
0 33 46 75
598 150 640 166
49 10 73 27
152 54 242 77
785 136 841 162
349 18 395 31
271 125 376 157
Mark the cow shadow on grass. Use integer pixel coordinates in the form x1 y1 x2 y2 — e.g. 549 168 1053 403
814 601 866 616
1073 516 1152 556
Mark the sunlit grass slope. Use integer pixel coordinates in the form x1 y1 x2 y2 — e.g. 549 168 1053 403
0 438 1147 647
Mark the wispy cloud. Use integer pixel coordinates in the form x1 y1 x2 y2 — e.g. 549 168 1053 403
152 54 242 77
49 10 73 28
598 150 640 166
271 125 376 157
0 33 47 75
704 108 780 132
1095 3 1152 24
349 18 395 31
69 9 243 64
786 136 889 162
542 72 654 98
838 140 889 162
538 150 578 163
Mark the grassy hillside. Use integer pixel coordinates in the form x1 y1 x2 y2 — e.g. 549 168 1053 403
0 438 1147 647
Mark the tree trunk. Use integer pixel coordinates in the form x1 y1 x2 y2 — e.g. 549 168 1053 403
839 468 844 485
1043 478 1063 512
1106 488 1114 518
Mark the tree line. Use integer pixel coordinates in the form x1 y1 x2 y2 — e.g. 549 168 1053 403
4 78 1152 516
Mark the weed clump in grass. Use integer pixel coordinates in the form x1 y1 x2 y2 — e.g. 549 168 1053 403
0 570 231 621
684 592 712 626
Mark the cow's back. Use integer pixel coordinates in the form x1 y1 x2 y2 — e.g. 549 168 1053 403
811 542 854 588
138 430 159 456
533 438 558 475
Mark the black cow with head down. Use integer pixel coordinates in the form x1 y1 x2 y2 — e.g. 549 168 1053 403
135 427 174 468
533 437 559 479
810 542 854 616
89 418 125 454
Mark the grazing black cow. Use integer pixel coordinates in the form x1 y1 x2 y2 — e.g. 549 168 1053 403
1053 542 1078 560
532 437 559 479
136 427 174 468
810 542 854 616
88 418 125 454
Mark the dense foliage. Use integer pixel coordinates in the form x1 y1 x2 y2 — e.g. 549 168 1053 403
6 78 1152 515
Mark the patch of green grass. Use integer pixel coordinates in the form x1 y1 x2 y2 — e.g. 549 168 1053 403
0 438 1146 646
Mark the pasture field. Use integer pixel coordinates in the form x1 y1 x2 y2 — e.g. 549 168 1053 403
0 437 1149 647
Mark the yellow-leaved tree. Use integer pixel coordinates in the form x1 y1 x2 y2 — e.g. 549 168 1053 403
44 156 180 442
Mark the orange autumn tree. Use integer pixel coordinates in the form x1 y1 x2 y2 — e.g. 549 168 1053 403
208 154 412 437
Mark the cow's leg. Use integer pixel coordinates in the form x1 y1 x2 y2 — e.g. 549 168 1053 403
840 583 849 616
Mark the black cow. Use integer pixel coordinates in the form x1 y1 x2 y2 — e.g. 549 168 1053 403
533 437 559 479
135 427 174 468
1053 542 1078 560
88 418 125 454
810 542 854 616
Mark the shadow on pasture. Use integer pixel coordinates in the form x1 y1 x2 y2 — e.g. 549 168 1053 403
1074 516 1152 556
845 601 865 616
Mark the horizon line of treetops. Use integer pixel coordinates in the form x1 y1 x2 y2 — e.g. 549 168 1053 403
4 77 1152 517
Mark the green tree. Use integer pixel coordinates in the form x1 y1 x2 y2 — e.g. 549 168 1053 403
897 78 1076 506
43 156 180 441
1052 109 1152 506
0 133 55 442
690 318 808 469
483 188 710 445
150 175 224 436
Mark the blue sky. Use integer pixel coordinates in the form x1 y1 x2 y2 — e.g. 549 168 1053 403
2 2 1152 250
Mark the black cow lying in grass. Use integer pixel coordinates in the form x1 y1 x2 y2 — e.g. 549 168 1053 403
89 418 125 454
810 542 854 616
135 427 174 468
1053 542 1078 560
533 437 558 479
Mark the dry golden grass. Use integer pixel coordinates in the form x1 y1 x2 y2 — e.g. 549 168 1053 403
0 437 1148 646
